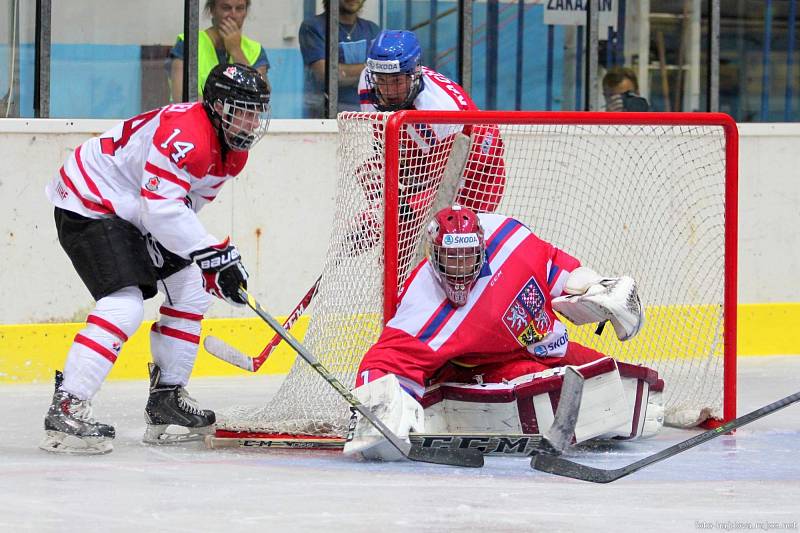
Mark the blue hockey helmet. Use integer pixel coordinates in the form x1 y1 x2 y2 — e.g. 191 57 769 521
366 30 423 111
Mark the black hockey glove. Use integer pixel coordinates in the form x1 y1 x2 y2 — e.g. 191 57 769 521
191 239 249 306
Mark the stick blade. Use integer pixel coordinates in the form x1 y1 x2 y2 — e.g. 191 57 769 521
543 366 585 453
531 454 622 483
407 445 485 468
203 336 255 372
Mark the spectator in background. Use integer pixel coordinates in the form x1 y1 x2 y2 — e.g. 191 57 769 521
602 66 649 112
169 0 270 102
299 0 380 118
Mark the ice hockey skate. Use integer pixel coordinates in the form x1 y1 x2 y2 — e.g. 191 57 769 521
39 371 115 455
143 363 216 444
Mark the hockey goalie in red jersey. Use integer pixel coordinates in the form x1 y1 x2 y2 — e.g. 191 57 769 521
40 63 270 455
344 206 665 461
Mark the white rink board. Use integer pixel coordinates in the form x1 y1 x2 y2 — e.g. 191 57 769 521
0 120 798 323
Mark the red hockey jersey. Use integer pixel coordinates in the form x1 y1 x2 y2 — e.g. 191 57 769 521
357 213 581 396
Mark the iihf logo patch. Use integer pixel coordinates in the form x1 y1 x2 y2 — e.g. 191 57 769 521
111 341 121 353
145 176 160 192
502 277 551 347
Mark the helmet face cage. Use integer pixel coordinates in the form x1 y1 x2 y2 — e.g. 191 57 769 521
203 63 271 151
366 68 422 112
430 244 485 306
218 98 271 151
426 206 486 306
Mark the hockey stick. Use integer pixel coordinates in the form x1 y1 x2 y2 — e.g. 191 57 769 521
206 432 546 456
208 364 584 458
206 132 471 371
237 286 484 468
532 390 800 483
540 366 585 455
204 275 322 372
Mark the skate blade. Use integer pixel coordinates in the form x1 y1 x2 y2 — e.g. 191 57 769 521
39 430 113 455
142 424 215 445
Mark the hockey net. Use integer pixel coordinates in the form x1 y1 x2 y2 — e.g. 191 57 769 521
220 111 738 438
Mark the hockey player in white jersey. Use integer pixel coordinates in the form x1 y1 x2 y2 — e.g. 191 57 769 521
40 63 270 454
348 30 507 274
357 29 506 215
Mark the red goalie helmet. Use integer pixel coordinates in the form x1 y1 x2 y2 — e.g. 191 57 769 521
426 205 486 306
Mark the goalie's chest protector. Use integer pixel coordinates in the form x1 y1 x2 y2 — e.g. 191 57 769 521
390 214 569 364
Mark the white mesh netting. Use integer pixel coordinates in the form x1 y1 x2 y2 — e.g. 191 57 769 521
220 111 735 436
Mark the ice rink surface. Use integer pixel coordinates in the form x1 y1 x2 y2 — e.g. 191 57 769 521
2 356 798 533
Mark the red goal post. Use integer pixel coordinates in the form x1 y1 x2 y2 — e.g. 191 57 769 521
217 110 738 440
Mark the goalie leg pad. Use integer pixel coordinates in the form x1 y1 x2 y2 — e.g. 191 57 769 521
609 362 664 439
421 358 662 442
562 359 630 442
343 374 425 461
641 379 665 438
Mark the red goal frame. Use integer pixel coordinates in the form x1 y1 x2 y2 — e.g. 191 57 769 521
381 110 739 425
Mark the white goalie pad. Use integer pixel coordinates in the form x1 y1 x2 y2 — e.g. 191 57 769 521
343 374 425 461
552 267 644 341
422 358 663 442
641 380 665 438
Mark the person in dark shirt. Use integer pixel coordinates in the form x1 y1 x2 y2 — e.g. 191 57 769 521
299 0 380 117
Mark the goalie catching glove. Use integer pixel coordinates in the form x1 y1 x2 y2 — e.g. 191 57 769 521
191 238 248 306
552 267 644 341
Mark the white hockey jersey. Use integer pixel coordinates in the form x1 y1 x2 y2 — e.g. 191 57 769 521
356 66 506 215
45 102 248 258
358 65 478 141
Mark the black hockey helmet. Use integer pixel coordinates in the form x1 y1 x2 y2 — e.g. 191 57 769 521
203 63 271 151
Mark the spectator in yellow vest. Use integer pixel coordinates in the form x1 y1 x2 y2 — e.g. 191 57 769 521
169 0 270 102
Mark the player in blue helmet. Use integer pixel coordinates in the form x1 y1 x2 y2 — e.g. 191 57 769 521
365 30 423 111
354 28 507 282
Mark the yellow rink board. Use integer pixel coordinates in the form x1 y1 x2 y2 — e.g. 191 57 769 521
1 303 799 384
0 317 309 384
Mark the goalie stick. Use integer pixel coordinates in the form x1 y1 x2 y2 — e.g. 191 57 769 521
204 275 321 372
237 286 484 468
206 432 545 456
532 389 800 483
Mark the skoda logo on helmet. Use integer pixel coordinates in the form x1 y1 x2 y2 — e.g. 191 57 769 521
442 233 479 248
367 58 401 73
